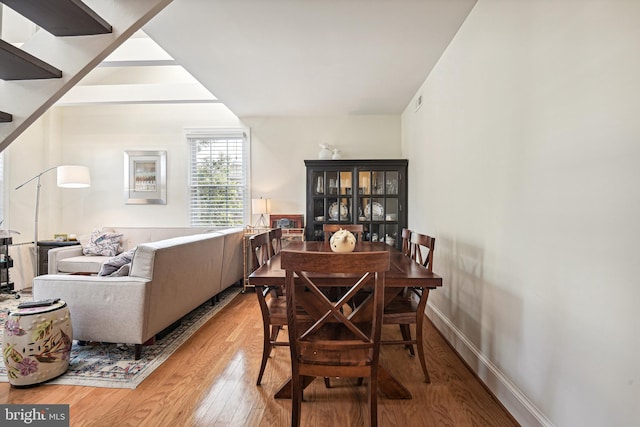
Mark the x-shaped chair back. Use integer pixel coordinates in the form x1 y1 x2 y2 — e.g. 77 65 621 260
410 233 435 272
282 250 389 363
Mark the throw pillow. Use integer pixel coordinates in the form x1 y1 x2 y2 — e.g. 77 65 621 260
78 227 117 248
83 229 124 257
109 263 131 277
98 248 136 276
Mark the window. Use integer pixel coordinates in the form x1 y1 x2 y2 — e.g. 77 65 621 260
187 129 249 227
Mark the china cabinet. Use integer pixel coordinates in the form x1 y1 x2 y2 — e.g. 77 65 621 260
305 159 407 249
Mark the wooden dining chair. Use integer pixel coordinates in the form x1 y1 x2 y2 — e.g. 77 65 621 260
322 223 364 242
401 227 412 257
382 232 436 383
282 249 390 427
251 231 288 386
269 227 283 256
253 231 332 388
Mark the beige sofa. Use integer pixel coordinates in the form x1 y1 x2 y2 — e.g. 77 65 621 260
33 227 244 359
47 227 219 275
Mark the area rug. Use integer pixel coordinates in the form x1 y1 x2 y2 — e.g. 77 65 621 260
0 286 241 389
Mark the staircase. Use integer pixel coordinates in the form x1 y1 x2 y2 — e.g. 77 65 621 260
0 0 173 151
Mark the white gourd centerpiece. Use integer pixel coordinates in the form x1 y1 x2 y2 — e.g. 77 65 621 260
329 229 356 253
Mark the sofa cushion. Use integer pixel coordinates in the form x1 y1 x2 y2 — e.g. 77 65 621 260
98 248 137 276
57 255 108 274
82 229 123 256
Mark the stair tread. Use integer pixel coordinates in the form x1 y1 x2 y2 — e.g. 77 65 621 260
0 111 12 123
2 0 112 36
0 40 62 80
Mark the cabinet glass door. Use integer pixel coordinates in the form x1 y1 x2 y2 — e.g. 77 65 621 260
357 169 400 244
310 169 353 240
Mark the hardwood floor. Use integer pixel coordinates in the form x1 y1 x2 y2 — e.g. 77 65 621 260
0 288 519 426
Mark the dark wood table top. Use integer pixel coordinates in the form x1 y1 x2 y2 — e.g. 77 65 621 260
249 240 442 288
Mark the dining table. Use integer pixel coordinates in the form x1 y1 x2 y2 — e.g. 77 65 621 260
248 240 443 400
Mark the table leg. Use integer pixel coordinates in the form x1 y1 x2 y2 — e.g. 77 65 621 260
378 365 412 399
274 375 315 399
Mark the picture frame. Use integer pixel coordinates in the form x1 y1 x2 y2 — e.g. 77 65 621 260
124 150 167 204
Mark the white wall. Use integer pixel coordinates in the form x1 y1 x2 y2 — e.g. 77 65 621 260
402 1 640 426
244 115 401 215
6 104 400 241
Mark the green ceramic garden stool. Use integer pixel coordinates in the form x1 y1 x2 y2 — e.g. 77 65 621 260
3 300 73 386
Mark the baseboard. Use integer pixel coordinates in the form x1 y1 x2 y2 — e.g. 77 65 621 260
426 303 554 427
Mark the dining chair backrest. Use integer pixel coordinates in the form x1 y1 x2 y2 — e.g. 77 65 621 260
322 223 364 242
282 249 389 368
410 232 435 272
282 248 390 427
250 231 272 269
401 228 412 257
269 228 283 256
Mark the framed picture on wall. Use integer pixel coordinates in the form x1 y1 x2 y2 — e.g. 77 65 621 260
124 150 167 204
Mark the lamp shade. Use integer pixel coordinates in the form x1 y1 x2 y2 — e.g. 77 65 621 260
57 165 91 188
252 197 269 215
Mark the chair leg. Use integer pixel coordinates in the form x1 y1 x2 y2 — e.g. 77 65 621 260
369 370 378 427
324 377 331 388
399 324 415 355
416 310 430 383
256 324 272 385
291 375 303 427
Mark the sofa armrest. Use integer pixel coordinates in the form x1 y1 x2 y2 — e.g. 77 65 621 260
33 274 152 344
47 246 84 274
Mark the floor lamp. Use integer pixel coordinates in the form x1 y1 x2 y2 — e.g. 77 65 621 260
15 165 91 277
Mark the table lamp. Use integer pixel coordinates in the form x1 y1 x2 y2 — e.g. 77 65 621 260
252 197 270 228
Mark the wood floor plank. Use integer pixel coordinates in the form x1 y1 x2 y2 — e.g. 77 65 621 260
0 288 519 426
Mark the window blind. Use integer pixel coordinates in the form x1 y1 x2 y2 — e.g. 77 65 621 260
187 130 248 227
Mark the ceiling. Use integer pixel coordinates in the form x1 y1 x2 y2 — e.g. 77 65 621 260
142 0 477 117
